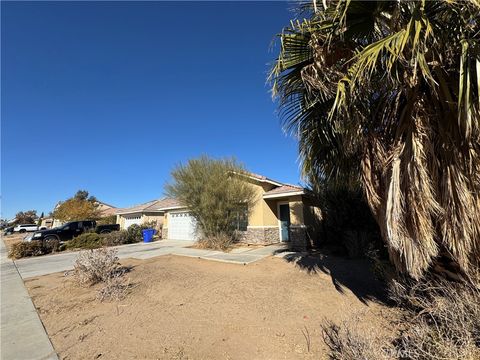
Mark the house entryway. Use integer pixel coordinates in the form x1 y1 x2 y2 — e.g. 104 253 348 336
278 203 290 242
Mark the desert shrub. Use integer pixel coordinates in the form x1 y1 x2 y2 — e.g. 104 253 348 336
197 232 233 251
322 278 480 360
165 156 257 247
390 278 480 360
96 272 131 302
66 232 103 250
101 230 130 246
43 238 64 253
322 319 393 360
72 248 131 302
9 242 46 259
72 248 121 286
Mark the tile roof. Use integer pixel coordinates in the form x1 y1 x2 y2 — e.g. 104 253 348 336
154 197 183 210
115 197 180 215
242 172 284 186
263 184 305 196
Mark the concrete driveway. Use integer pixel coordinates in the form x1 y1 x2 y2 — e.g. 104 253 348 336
14 240 287 279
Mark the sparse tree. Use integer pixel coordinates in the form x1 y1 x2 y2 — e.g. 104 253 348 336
15 210 37 224
53 191 101 222
165 156 257 245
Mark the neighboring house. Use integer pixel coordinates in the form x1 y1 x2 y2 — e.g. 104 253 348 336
40 218 54 229
115 198 179 230
96 201 117 217
49 200 118 228
159 173 321 249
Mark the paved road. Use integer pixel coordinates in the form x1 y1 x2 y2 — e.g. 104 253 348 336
14 240 287 279
1 239 58 360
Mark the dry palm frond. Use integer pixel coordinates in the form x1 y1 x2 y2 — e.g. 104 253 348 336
270 0 480 279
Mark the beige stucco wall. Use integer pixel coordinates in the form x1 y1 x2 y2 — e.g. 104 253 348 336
248 182 278 227
116 213 163 230
142 213 164 230
288 195 305 225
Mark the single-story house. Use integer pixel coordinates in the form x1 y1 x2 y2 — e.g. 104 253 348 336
97 201 117 217
158 173 321 249
115 198 179 230
48 200 118 228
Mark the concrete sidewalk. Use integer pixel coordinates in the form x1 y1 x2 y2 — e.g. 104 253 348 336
0 239 58 360
14 240 288 279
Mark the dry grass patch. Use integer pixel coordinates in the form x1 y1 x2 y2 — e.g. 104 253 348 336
322 277 480 360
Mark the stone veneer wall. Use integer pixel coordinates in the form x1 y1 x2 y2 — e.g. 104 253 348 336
236 227 279 245
163 225 308 249
289 225 308 250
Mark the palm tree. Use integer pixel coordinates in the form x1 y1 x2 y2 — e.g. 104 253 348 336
270 0 480 280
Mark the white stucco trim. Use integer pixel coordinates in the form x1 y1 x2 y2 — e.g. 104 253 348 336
116 211 148 216
156 205 187 211
263 191 305 199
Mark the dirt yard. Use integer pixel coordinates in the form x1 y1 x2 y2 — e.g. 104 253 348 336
26 254 395 360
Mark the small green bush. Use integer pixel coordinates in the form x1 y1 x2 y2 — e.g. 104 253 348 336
126 222 157 243
9 242 48 259
66 233 103 250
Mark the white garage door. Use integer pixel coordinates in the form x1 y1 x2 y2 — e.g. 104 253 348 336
168 212 197 241
124 214 142 229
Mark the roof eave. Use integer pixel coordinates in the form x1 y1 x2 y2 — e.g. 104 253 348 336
263 190 305 199
156 205 187 211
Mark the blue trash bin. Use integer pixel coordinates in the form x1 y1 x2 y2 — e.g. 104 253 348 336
142 228 155 243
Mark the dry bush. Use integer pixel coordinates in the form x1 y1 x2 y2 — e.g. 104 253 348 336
322 278 480 360
66 233 103 250
72 248 121 286
72 248 132 302
96 272 131 302
101 230 130 246
322 318 394 360
9 242 48 259
390 278 480 360
197 233 234 251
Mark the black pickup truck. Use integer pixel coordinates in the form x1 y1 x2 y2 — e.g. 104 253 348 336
29 220 120 242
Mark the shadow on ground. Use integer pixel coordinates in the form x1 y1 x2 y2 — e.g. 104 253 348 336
277 249 389 305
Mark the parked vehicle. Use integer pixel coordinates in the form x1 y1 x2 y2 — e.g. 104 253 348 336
14 224 39 233
3 226 15 235
28 220 120 242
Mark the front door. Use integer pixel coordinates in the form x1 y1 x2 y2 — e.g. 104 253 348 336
279 203 290 242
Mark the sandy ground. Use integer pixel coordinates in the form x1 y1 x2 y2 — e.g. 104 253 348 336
26 254 394 360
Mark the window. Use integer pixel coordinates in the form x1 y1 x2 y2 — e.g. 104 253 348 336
235 205 248 231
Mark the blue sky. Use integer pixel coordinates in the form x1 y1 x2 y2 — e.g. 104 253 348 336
1 1 300 219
